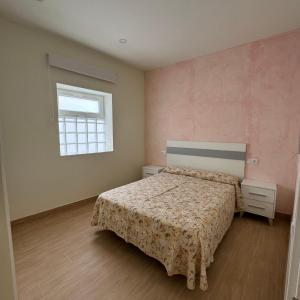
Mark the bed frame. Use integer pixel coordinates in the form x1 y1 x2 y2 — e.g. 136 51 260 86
166 140 246 178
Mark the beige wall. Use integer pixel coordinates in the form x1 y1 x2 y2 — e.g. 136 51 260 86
0 18 144 220
0 133 17 300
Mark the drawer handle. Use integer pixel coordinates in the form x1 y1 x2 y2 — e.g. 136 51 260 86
249 192 267 197
248 204 265 210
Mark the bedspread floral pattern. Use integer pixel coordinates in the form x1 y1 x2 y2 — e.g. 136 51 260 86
91 168 243 290
162 166 244 212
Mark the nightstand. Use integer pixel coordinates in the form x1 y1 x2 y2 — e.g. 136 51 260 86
241 179 277 225
142 165 164 178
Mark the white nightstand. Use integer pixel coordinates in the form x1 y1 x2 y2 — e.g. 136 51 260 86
142 165 164 178
241 179 277 225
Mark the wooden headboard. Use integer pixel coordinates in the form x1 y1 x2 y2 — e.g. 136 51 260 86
166 140 246 178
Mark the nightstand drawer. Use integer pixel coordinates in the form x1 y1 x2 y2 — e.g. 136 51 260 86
244 198 274 218
242 186 275 204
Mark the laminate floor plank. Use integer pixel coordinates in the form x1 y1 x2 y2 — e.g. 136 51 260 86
12 201 290 300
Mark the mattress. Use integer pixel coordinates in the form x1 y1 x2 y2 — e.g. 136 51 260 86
91 167 243 290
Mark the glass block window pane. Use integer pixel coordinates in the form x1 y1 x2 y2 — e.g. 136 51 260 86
97 133 105 142
59 122 64 132
66 133 76 143
58 114 107 156
88 143 97 153
88 133 96 142
88 122 96 132
78 144 87 154
67 144 77 154
97 123 104 132
77 122 86 132
66 122 76 133
56 83 113 156
60 145 66 155
78 133 87 143
59 134 65 144
98 143 105 152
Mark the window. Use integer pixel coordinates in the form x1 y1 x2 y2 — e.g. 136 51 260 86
56 83 113 156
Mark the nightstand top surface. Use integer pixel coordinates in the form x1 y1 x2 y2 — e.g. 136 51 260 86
242 178 277 191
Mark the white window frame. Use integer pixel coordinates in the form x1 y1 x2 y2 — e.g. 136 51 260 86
56 83 113 156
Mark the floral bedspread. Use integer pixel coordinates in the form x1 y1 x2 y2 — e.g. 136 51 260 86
91 167 243 290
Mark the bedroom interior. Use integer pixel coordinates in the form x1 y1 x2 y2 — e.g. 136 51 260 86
0 1 300 300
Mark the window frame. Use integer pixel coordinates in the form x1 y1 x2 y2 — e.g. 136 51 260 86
56 83 113 157
57 88 105 119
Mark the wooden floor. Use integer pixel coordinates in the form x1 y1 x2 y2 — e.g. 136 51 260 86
12 200 290 300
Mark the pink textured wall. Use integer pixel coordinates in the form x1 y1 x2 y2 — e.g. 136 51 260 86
145 30 300 214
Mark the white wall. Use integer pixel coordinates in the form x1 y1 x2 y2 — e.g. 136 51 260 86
0 18 145 220
0 132 17 299
285 154 300 300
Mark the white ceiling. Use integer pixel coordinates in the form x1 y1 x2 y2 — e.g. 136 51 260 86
1 0 300 70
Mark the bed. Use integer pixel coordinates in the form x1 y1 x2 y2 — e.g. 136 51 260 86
91 141 246 290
